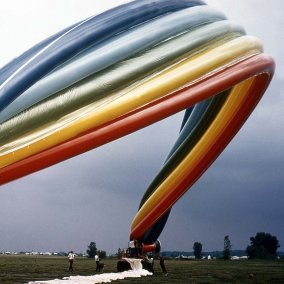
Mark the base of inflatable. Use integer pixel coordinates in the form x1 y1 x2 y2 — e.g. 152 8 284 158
117 260 131 272
117 259 154 273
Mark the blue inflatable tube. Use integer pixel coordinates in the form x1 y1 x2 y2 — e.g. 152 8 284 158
0 21 85 88
0 6 227 123
0 0 205 112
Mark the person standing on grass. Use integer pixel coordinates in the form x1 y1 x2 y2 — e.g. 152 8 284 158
149 256 155 273
158 254 168 276
68 251 75 272
95 252 100 272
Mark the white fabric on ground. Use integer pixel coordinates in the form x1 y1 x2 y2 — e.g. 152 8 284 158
122 258 142 270
27 269 152 284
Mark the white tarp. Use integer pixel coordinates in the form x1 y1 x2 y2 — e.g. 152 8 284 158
122 258 142 270
28 269 152 284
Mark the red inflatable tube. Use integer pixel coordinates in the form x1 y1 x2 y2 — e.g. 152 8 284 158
142 240 161 254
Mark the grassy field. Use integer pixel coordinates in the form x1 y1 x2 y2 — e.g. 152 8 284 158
0 255 284 283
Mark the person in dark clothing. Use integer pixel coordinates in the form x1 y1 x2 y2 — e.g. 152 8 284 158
158 255 168 276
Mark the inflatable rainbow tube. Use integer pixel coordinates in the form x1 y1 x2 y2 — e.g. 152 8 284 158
0 0 275 249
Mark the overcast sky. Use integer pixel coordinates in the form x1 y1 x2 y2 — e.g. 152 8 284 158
0 0 283 255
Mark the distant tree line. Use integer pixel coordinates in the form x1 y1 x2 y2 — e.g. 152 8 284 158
84 232 280 260
220 232 279 260
163 232 281 260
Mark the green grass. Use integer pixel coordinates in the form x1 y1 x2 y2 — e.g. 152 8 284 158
0 255 284 283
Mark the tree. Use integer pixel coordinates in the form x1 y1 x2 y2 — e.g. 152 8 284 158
223 235 232 260
99 250 107 259
86 241 97 258
246 232 280 259
193 242 202 259
117 248 121 258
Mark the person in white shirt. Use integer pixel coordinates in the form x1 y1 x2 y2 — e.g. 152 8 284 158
95 253 100 272
68 251 75 271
